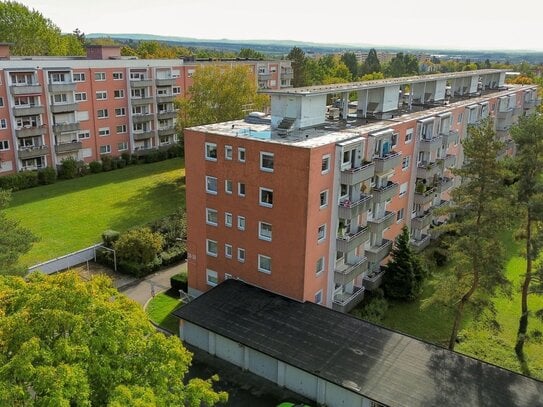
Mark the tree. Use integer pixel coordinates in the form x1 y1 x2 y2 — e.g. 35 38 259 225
341 51 358 80
385 52 419 77
510 114 543 361
0 271 228 406
360 48 381 76
177 65 269 130
0 190 37 276
114 227 164 264
238 48 264 60
0 1 84 56
287 46 307 87
382 226 426 301
423 118 511 350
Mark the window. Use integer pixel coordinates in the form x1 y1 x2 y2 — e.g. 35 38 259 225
0 119 7 129
260 152 274 172
206 208 218 226
116 124 127 134
51 94 67 103
78 131 90 139
319 190 328 208
114 89 124 98
98 127 110 136
259 187 273 207
0 140 9 150
172 86 181 94
97 109 108 119
237 216 246 231
316 257 325 275
225 145 232 160
99 145 111 154
0 97 3 107
225 244 232 258
225 212 232 227
317 224 326 243
238 147 246 162
206 176 218 194
237 248 245 263
238 182 246 197
118 142 128 151
75 92 87 101
95 72 106 81
225 180 233 194
206 239 218 257
115 107 126 117
315 290 323 304
73 72 85 82
258 222 272 241
96 91 107 100
206 269 218 286
321 154 330 173
402 156 410 170
391 133 398 147
205 142 217 160
405 128 413 143
112 72 123 80
258 254 272 274
397 208 405 222
457 112 463 124
399 182 408 197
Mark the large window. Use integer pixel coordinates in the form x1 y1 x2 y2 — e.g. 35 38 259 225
205 176 218 194
115 107 126 116
206 269 218 286
99 145 111 154
260 152 274 172
205 142 217 161
206 239 218 257
206 208 218 226
112 72 123 80
258 222 272 241
94 72 106 81
259 187 273 207
258 254 272 274
114 89 124 98
73 72 86 82
0 140 9 150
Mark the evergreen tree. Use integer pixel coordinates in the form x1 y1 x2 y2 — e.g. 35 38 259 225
360 48 381 76
287 46 307 87
382 226 425 301
341 51 358 80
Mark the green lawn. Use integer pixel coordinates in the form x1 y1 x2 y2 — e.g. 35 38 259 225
5 158 185 266
146 291 183 334
379 231 543 380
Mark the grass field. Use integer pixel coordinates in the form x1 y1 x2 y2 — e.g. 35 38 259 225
380 231 543 380
146 291 183 333
5 158 185 266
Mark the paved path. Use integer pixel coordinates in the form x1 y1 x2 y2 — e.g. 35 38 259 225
119 262 187 306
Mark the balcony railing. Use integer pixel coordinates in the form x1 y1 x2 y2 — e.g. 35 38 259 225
414 186 436 205
363 268 386 290
18 144 49 159
130 78 153 87
441 130 459 147
368 211 395 236
438 154 456 169
365 239 393 264
133 130 156 141
373 151 401 174
131 96 154 105
336 225 370 253
156 78 176 86
50 103 77 113
411 211 433 230
158 127 175 137
10 84 42 95
48 82 76 92
338 194 372 219
12 105 45 117
419 134 443 153
332 286 365 313
15 125 46 138
157 110 177 120
132 113 154 124
258 73 273 80
340 161 375 185
411 234 431 252
334 256 368 286
372 181 399 203
435 177 453 193
55 141 82 153
53 122 80 134
156 95 175 104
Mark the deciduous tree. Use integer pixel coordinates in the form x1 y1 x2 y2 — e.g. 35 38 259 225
114 227 164 264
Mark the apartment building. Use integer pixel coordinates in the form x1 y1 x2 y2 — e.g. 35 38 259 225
184 69 540 312
0 44 292 174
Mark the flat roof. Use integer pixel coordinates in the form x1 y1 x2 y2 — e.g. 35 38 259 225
174 280 543 407
263 69 507 96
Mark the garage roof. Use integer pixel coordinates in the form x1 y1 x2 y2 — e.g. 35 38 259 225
173 280 543 407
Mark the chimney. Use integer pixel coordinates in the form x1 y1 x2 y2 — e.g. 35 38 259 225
0 43 11 60
86 45 122 60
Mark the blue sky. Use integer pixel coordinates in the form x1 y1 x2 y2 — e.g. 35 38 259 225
20 0 543 51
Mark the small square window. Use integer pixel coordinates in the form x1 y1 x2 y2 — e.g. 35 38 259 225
225 212 232 227
225 145 233 160
206 176 218 194
206 239 218 257
98 127 110 136
95 72 106 81
205 142 217 161
225 244 233 258
259 187 273 207
96 91 107 100
206 269 218 286
260 152 274 172
237 248 246 263
238 147 246 162
238 182 246 197
258 254 272 274
225 180 233 194
112 72 123 80
206 208 218 226
317 224 326 243
114 89 124 98
319 190 328 208
258 222 272 241
97 109 108 118
237 216 246 231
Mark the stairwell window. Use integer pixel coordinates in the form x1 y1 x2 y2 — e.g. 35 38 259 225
238 182 246 197
205 142 217 161
225 244 232 258
317 224 327 243
316 257 325 275
320 190 328 209
321 154 330 174
237 216 246 231
225 180 233 194
259 188 273 207
315 290 323 304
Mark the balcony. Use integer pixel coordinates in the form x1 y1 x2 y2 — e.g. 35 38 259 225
416 161 441 179
18 145 49 159
368 211 395 236
131 97 154 106
132 113 154 124
414 186 436 205
336 225 370 253
441 130 459 147
435 176 453 193
158 127 176 137
157 110 177 120
10 84 42 95
411 211 433 230
340 162 375 185
524 99 536 109
48 82 76 92
55 141 82 153
133 130 156 141
419 134 443 154
281 70 294 80
15 125 45 138
334 256 368 286
373 151 401 174
338 194 372 219
130 79 153 87
156 78 176 86
411 234 431 252
438 154 456 169
365 239 393 264
51 103 77 113
53 122 80 134
258 73 273 80
332 286 365 313
12 105 45 117
156 95 175 104
496 108 513 120
363 268 386 290
372 181 399 204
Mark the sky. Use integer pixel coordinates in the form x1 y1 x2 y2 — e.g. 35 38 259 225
18 0 543 51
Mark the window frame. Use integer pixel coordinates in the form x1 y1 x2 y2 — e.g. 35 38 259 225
259 187 273 208
237 215 246 231
319 190 329 209
225 179 233 194
206 208 218 226
94 72 106 81
205 142 218 161
206 269 218 286
238 147 246 162
317 224 327 243
258 221 272 241
260 151 274 172
225 212 233 227
237 248 246 263
238 182 246 197
316 256 325 275
205 176 218 195
321 154 331 174
225 145 233 160
206 239 218 257
258 254 272 274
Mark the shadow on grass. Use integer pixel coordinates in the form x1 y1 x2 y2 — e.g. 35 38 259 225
8 158 184 208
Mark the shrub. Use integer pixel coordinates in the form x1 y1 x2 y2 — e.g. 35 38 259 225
150 209 186 247
160 243 187 266
89 160 102 173
101 230 120 247
58 157 79 179
144 151 160 164
121 152 131 163
118 256 162 277
167 143 183 158
114 227 164 265
115 158 126 169
157 149 169 161
37 167 57 185
0 171 39 191
170 272 188 292
352 289 389 324
101 155 113 172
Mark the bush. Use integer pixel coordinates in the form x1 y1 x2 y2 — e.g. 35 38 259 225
101 155 113 172
114 227 164 265
157 149 169 161
352 289 389 324
167 143 183 158
37 167 57 185
101 229 120 247
118 256 162 277
144 151 160 163
160 243 187 266
115 158 126 169
58 157 79 179
121 152 131 163
170 272 188 292
0 171 39 191
89 160 102 173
